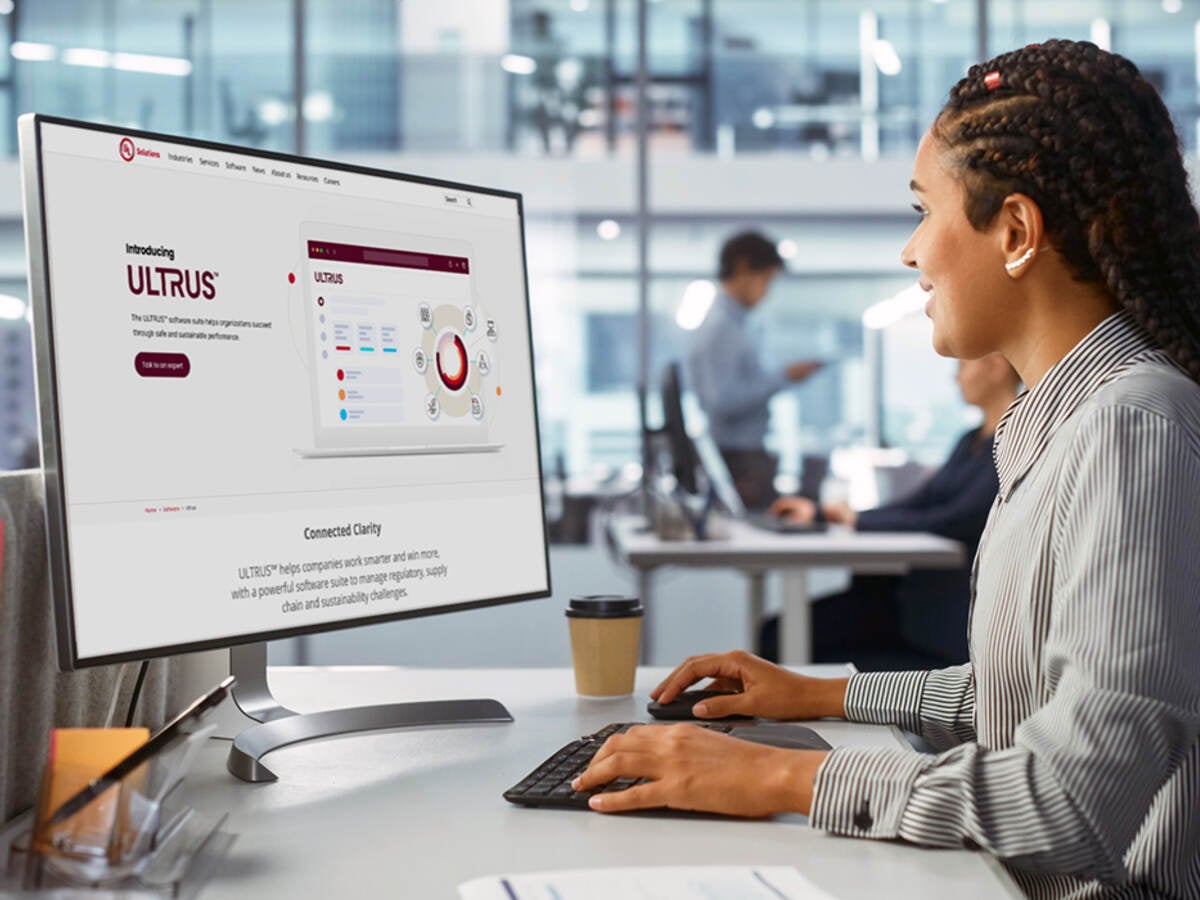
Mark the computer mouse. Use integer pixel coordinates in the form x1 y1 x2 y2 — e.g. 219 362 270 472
646 689 752 721
728 723 831 751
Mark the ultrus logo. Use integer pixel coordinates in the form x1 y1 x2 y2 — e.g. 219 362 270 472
313 271 343 284
127 265 218 300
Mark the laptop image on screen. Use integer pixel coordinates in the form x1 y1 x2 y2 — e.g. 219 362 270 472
295 223 504 458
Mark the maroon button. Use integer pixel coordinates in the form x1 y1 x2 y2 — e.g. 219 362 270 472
134 352 190 378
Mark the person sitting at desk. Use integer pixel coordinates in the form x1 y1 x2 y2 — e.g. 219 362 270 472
759 353 1020 669
687 230 823 511
575 41 1200 899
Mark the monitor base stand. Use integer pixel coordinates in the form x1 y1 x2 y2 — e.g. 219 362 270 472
224 643 513 783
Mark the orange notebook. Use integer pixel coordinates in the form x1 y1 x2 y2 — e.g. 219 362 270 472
36 727 150 857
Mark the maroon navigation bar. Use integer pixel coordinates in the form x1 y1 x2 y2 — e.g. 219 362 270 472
307 240 469 274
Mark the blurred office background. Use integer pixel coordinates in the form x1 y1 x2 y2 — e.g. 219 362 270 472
1 0 1197 664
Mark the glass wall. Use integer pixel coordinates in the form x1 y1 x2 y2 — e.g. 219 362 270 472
2 0 1200 501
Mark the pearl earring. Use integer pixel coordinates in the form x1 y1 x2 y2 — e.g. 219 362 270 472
1004 247 1036 272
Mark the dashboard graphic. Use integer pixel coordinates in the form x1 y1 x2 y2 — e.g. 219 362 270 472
298 224 502 456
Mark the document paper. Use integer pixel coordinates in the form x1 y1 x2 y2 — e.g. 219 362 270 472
458 865 837 900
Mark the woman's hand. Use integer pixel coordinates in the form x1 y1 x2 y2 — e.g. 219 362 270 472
651 650 848 722
572 724 827 816
769 496 817 524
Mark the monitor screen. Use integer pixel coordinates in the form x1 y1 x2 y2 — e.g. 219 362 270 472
659 362 701 496
20 116 550 669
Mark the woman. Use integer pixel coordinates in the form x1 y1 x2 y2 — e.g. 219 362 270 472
575 40 1200 899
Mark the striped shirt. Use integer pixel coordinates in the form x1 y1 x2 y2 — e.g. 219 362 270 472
809 311 1200 899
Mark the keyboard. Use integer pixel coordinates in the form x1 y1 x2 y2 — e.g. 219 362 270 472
503 721 830 810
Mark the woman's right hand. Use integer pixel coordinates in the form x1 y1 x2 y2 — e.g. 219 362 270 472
650 650 848 721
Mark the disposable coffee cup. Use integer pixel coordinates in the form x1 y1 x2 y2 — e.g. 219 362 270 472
566 595 643 697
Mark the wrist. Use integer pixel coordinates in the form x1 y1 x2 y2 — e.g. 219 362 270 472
816 677 849 719
770 749 826 815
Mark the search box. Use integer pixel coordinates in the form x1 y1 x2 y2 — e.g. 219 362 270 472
362 249 430 267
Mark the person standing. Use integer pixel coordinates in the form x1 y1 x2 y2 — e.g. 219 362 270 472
686 231 822 510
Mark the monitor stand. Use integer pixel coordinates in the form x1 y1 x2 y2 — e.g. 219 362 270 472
224 642 513 783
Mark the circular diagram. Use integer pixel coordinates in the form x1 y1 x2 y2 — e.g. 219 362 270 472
414 302 498 421
435 331 468 391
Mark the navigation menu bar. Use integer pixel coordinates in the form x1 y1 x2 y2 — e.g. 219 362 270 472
40 122 515 220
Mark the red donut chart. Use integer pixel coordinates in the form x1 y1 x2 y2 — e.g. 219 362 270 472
436 331 468 392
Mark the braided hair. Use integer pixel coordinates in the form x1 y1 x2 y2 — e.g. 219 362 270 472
933 39 1200 381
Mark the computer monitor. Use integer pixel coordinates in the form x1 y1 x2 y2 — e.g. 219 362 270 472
18 114 550 781
658 362 743 518
659 362 701 496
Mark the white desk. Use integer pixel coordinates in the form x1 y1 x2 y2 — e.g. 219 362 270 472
173 666 1020 899
608 515 964 664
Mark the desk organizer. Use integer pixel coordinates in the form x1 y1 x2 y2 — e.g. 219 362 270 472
1 725 233 898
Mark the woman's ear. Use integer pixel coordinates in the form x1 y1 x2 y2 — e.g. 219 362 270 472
998 193 1044 275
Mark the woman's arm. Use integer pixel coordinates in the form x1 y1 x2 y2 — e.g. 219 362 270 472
845 665 976 750
814 406 1200 883
575 654 979 817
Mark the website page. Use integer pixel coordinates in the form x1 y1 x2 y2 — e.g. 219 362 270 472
36 122 548 661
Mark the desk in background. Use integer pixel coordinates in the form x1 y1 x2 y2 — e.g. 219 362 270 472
607 515 964 664
169 666 1020 899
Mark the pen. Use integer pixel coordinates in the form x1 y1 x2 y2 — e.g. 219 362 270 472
45 675 234 828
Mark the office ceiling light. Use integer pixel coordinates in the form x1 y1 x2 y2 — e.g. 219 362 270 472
777 238 798 260
303 91 335 122
62 48 112 68
752 107 775 129
596 219 621 240
861 281 927 330
112 52 192 77
555 58 583 88
0 295 27 321
0 1 17 14
872 40 902 76
1164 0 1183 12
10 41 56 61
676 279 716 331
257 98 292 127
27 44 191 75
1090 18 1111 51
570 0 589 11
500 54 537 75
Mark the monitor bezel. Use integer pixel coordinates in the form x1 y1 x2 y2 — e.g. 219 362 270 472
19 113 553 670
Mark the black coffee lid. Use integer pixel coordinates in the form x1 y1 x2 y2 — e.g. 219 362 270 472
566 594 643 619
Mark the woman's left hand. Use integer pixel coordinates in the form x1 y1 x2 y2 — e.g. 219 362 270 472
572 724 827 817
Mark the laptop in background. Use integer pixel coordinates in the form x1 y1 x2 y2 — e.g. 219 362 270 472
691 431 825 535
